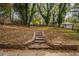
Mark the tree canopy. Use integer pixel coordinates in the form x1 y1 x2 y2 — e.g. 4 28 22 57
0 3 79 27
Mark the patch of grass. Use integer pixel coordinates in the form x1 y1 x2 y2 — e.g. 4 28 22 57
47 27 79 40
31 27 49 30
58 28 79 39
62 29 79 40
60 29 74 33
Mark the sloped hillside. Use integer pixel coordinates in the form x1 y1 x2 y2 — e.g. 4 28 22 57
0 25 34 46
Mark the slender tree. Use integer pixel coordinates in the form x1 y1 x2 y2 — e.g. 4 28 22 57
57 3 68 27
0 4 11 25
13 3 28 25
13 3 36 26
37 3 54 25
71 4 79 21
28 4 37 26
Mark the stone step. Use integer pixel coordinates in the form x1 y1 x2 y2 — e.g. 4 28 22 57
35 34 42 36
35 35 45 38
35 37 45 40
35 31 42 33
35 33 42 36
34 40 46 43
27 31 49 48
28 43 51 49
35 31 42 34
34 37 45 40
28 43 78 50
50 45 78 50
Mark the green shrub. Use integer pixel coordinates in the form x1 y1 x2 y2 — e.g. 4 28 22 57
74 23 79 32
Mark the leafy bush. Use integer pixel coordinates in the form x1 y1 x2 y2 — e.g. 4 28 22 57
74 23 79 32
31 17 41 25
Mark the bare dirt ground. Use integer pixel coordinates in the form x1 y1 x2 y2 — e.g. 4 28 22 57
0 49 79 56
44 27 79 45
0 25 34 45
0 25 79 56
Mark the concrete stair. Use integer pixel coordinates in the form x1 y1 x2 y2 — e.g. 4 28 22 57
27 30 51 49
